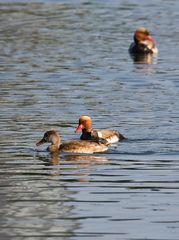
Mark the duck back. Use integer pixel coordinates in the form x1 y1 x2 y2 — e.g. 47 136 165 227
60 140 108 153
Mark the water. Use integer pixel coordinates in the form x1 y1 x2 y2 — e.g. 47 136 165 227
1 0 179 239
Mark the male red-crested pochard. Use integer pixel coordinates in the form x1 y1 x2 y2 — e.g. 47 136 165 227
75 115 125 144
129 27 158 54
36 130 108 154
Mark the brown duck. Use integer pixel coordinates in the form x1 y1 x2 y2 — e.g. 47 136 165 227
36 130 108 154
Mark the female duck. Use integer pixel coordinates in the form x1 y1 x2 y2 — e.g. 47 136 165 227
36 130 108 154
129 27 158 54
75 115 125 144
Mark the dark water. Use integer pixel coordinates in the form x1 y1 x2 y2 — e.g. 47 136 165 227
1 0 179 239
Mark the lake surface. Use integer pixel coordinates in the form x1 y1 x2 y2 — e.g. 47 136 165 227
1 0 179 239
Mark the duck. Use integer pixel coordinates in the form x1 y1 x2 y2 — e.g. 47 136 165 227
75 115 125 144
36 130 108 154
129 27 158 54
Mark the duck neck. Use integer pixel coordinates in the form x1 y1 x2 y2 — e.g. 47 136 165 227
82 127 93 133
48 144 60 153
48 136 61 153
52 137 61 147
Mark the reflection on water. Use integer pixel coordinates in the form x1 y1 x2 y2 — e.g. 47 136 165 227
1 0 179 239
130 52 157 64
37 152 108 180
0 157 80 239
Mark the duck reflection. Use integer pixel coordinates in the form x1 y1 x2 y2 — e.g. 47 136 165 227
36 152 108 182
63 153 108 162
38 152 60 166
37 153 108 165
130 52 156 64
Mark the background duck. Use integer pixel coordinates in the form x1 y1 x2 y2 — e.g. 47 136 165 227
129 27 158 54
36 130 108 154
75 115 125 144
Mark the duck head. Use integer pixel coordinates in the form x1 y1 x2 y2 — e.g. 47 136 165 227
134 27 155 44
36 130 61 152
75 115 93 133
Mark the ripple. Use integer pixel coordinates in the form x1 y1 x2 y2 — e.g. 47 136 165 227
1 0 179 239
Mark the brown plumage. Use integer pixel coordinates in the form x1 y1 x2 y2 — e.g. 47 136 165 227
36 130 108 154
